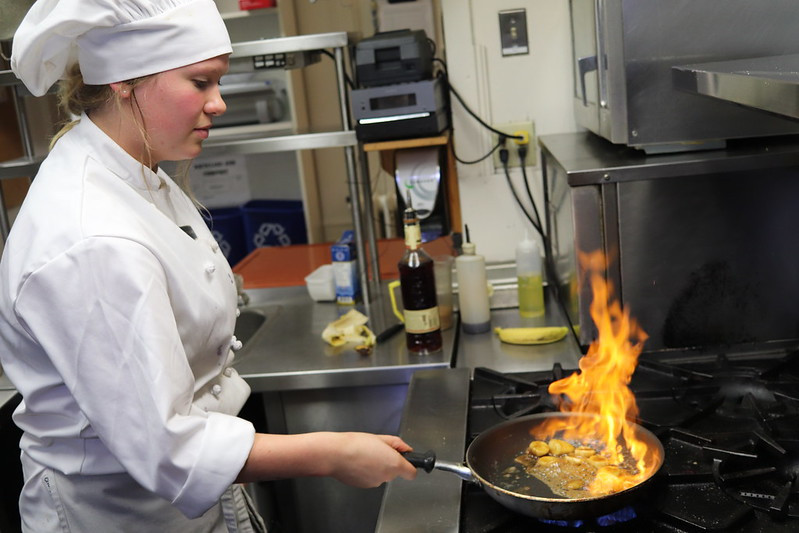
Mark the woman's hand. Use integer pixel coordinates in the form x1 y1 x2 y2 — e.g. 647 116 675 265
324 432 418 488
236 431 418 486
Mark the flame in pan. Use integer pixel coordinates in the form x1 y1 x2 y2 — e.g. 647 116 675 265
537 250 659 495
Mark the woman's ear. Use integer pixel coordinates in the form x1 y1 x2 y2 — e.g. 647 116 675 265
110 82 131 98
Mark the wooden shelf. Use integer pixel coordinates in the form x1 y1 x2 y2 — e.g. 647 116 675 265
233 236 456 288
362 133 449 152
362 132 461 234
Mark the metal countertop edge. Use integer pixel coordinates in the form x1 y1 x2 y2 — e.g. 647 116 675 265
375 367 470 533
238 360 451 392
0 390 19 416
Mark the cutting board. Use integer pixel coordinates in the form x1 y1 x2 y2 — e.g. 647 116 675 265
233 236 456 289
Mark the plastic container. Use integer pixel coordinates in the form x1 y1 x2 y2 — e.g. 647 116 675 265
516 234 545 317
455 242 491 334
206 207 248 266
241 199 307 252
304 264 336 302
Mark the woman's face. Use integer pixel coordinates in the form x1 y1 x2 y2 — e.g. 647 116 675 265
129 55 229 164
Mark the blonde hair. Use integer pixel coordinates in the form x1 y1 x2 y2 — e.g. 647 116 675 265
51 64 196 195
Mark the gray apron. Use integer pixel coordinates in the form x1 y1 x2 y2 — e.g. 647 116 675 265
19 452 267 532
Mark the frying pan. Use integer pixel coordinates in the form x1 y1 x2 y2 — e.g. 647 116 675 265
405 412 664 520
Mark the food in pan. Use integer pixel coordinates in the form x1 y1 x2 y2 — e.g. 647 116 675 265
502 437 638 499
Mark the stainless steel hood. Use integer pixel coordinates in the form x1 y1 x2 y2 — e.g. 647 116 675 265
673 54 799 121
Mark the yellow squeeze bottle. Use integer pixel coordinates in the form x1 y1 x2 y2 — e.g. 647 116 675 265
516 233 545 318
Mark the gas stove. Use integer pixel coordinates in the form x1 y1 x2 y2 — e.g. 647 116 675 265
463 349 799 533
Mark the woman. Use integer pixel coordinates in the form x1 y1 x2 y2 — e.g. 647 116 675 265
0 0 417 530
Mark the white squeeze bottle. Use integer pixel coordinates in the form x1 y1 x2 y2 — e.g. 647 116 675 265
516 232 545 317
455 240 491 333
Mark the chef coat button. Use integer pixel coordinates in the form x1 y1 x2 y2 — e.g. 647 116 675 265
211 384 222 397
205 264 216 274
236 308 241 317
231 336 243 351
224 367 233 377
210 240 219 253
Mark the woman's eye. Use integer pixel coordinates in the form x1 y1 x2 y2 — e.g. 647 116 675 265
193 79 209 90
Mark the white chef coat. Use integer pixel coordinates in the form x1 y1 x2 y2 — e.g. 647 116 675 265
0 113 257 525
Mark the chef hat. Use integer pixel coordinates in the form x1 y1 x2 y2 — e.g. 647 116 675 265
10 0 232 97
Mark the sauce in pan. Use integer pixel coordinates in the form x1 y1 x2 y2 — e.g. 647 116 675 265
498 437 638 499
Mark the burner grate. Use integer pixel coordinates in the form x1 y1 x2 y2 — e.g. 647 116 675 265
463 350 799 532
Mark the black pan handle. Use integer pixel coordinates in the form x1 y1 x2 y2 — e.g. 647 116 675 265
402 450 436 473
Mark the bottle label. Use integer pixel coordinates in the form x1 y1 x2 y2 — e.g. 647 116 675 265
403 307 441 334
404 222 421 250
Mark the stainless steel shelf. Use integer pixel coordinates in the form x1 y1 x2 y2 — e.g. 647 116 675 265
673 54 799 121
204 129 357 155
207 121 293 141
231 32 348 57
0 70 19 87
0 156 42 180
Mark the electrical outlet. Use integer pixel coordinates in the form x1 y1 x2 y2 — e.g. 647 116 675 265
492 121 536 170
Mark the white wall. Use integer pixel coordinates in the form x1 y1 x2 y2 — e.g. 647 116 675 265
441 0 578 263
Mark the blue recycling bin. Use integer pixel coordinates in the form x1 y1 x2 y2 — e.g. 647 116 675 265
205 207 248 266
241 199 307 251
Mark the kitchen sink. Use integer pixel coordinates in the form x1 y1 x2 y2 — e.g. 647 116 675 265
235 308 267 345
233 305 281 357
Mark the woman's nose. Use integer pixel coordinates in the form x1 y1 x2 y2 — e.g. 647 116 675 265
206 88 227 116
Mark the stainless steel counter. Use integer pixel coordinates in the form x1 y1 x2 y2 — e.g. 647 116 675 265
375 367 470 533
233 285 454 392
455 288 582 373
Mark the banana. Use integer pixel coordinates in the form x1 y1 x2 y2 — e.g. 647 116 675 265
322 309 375 354
494 326 569 345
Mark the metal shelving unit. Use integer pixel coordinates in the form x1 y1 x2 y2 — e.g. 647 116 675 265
207 31 377 300
0 69 42 240
0 31 379 300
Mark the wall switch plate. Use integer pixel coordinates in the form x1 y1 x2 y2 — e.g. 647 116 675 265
492 121 536 170
498 9 529 56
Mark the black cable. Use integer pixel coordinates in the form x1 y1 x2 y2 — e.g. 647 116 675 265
454 138 504 165
432 57 523 141
431 57 526 164
432 68 520 164
518 145 544 233
445 74 524 140
426 38 437 59
501 147 543 238
515 147 573 348
433 57 447 77
320 49 355 90
516 145 560 300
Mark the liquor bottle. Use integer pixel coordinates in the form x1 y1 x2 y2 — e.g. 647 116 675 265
397 198 442 354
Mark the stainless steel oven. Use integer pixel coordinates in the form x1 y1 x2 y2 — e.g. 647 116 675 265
571 0 799 153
